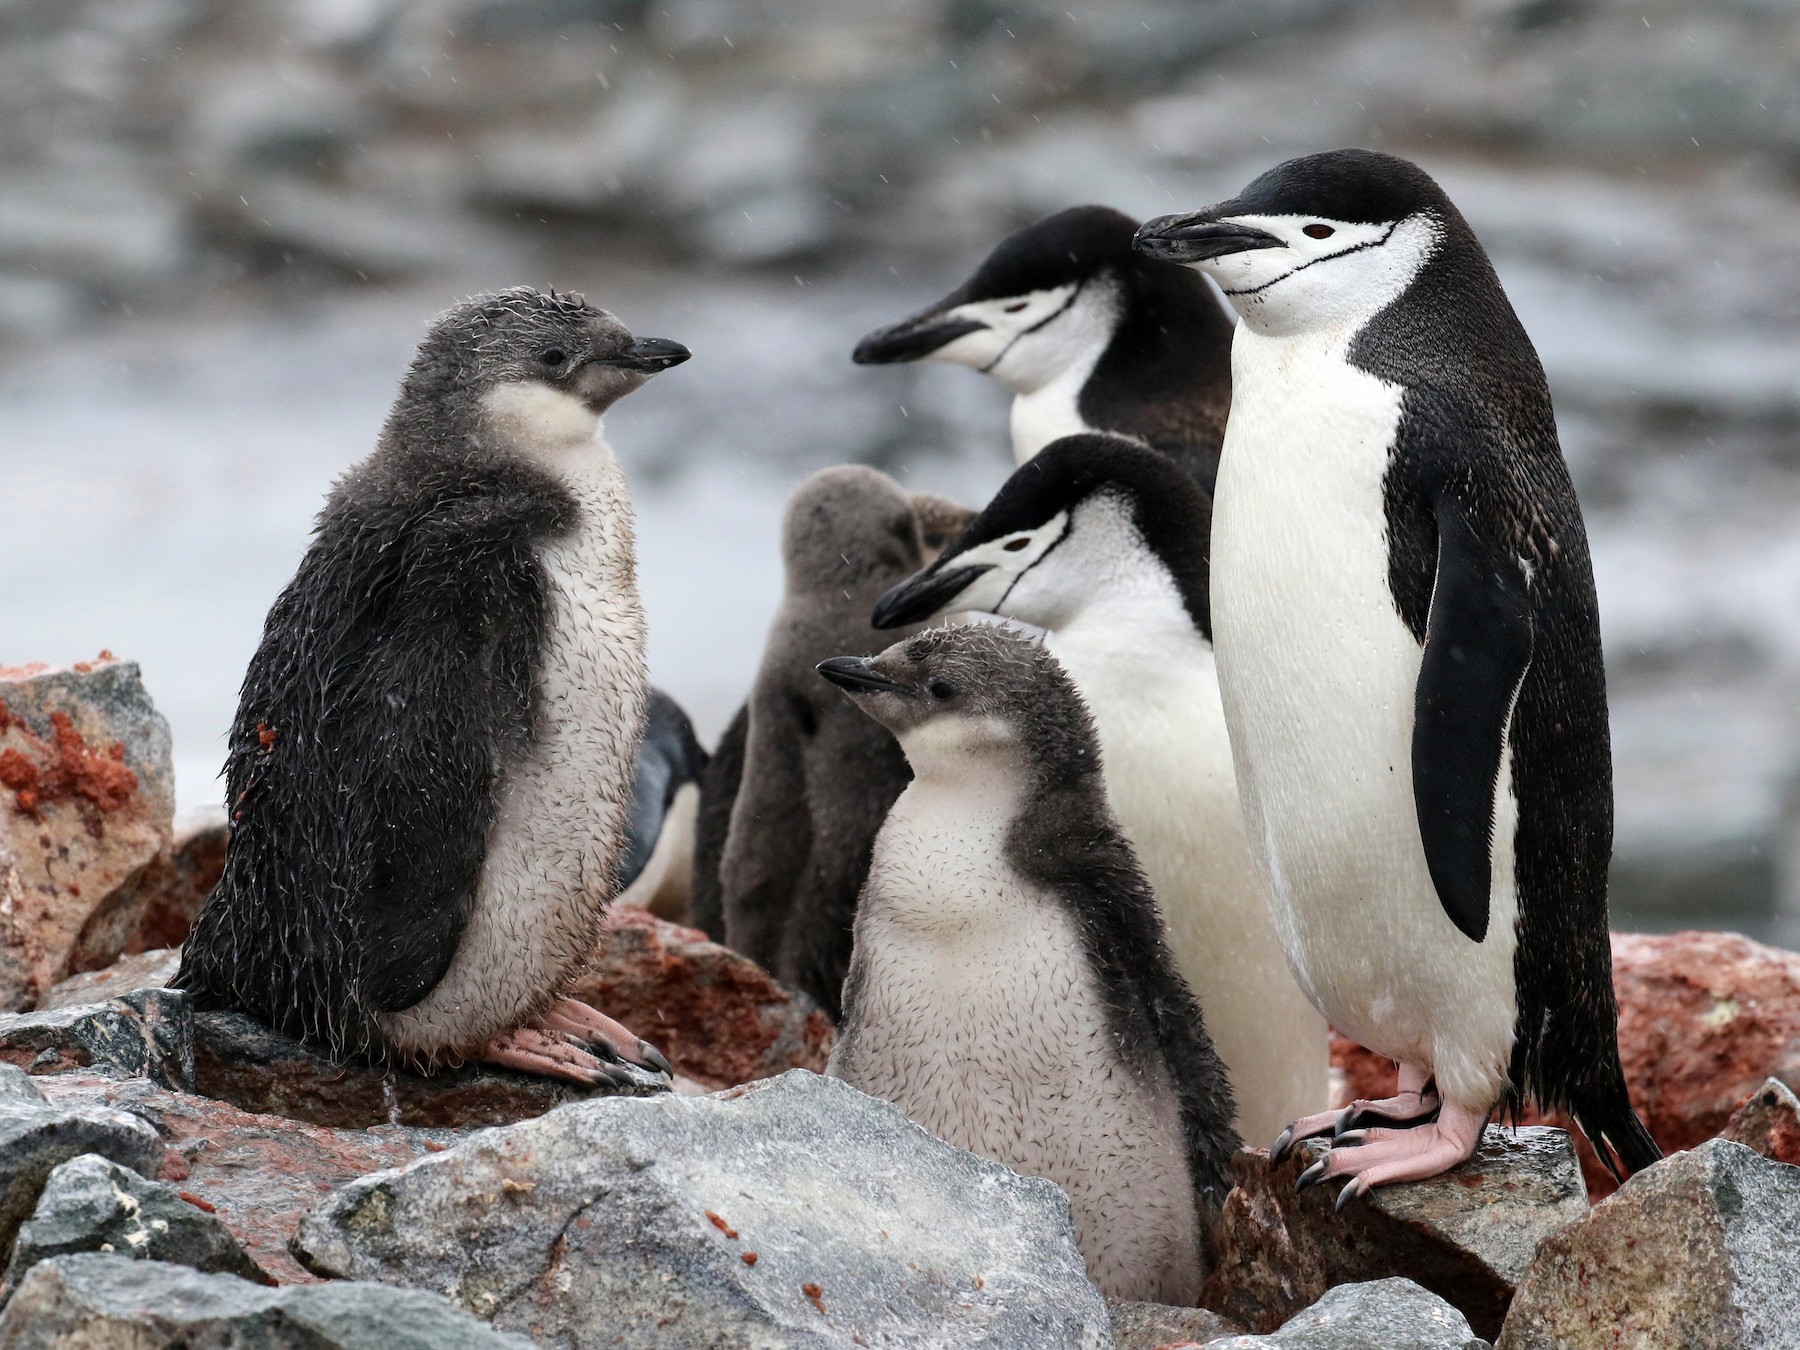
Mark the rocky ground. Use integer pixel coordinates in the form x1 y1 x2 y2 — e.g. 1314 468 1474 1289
1 658 1799 1346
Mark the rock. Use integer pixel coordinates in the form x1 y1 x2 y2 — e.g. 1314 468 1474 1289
188 1006 666 1131
1108 1295 1245 1346
1201 1129 1587 1340
41 949 181 1011
1210 1278 1490 1349
0 1063 163 1264
294 1069 1111 1348
1720 1076 1800 1166
110 806 228 956
0 1253 535 1349
567 908 834 1090
0 989 192 1089
36 1072 456 1286
2 1153 270 1297
1497 1139 1800 1348
0 659 174 1011
1335 931 1800 1199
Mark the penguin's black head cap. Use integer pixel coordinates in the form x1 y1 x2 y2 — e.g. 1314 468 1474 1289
871 433 1211 636
398 287 690 427
852 205 1207 377
1134 151 1479 335
819 625 1098 777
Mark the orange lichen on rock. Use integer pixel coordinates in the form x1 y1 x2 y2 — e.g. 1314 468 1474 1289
0 704 139 819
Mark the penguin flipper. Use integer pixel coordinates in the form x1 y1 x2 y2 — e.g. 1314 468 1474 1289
1411 494 1534 944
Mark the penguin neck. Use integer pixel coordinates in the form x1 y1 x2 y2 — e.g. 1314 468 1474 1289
1006 341 1109 463
475 380 608 474
895 717 1029 805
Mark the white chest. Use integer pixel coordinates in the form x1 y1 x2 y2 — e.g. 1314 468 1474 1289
831 772 1202 1304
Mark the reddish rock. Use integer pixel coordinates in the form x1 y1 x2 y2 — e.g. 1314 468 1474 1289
1720 1076 1800 1166
0 660 173 1012
34 1071 454 1285
100 807 228 958
568 908 833 1089
1200 1128 1588 1340
1330 1031 1399 1108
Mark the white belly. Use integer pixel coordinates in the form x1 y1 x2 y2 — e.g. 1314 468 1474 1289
379 440 647 1053
830 773 1202 1304
1047 618 1328 1145
1209 325 1518 1110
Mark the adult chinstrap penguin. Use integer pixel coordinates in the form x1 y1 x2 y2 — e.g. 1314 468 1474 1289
820 624 1238 1303
716 468 972 1020
612 688 708 921
853 205 1234 486
177 287 687 1086
1135 150 1659 1196
871 433 1329 1147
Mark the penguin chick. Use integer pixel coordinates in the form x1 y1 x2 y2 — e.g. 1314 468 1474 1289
872 433 1329 1146
612 688 708 922
822 624 1238 1303
853 205 1234 486
717 469 974 1018
176 287 688 1086
1135 149 1660 1194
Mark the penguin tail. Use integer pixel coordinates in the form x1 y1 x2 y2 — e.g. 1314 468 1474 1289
1571 1072 1662 1182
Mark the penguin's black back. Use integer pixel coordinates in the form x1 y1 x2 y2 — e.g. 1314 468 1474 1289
175 442 571 1061
688 703 747 943
1351 194 1657 1176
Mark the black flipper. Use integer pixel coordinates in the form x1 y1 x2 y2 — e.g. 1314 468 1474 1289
1412 495 1534 943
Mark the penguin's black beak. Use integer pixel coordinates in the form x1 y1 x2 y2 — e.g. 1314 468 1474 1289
853 310 987 365
816 656 914 697
600 337 692 373
1134 212 1286 264
870 563 989 629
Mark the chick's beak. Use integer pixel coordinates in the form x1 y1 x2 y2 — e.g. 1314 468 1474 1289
816 656 914 697
602 337 691 373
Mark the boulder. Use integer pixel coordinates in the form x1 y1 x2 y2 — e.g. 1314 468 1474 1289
0 660 174 1011
114 807 228 956
568 908 834 1089
1201 1129 1587 1340
1 1153 270 1297
1719 1076 1800 1165
36 1071 456 1285
294 1070 1112 1349
1210 1278 1490 1349
0 989 192 1090
188 1006 667 1130
1497 1139 1800 1348
0 1064 162 1265
0 1253 535 1349
41 948 181 1011
1107 1296 1244 1347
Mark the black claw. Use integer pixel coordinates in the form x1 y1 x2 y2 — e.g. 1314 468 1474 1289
1271 1127 1297 1163
638 1041 674 1077
1335 1129 1368 1148
1334 1177 1367 1213
1295 1158 1329 1193
587 1038 624 1065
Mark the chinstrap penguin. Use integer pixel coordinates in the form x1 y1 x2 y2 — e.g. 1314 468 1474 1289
871 433 1329 1146
1135 149 1659 1195
821 624 1238 1303
177 287 688 1086
853 205 1235 487
612 688 708 922
717 468 972 1020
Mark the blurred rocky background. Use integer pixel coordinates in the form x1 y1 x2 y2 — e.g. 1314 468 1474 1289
0 0 1797 942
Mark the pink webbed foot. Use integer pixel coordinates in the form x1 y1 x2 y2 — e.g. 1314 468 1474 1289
1298 1100 1489 1208
474 1025 630 1087
1334 1063 1442 1137
535 998 673 1076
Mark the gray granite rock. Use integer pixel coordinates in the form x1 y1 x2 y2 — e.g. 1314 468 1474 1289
0 1253 535 1349
1203 1128 1587 1340
0 1065 162 1264
1108 1295 1244 1346
42 949 182 1012
1 1153 269 1298
1211 1278 1489 1349
1497 1139 1800 1349
295 1069 1111 1349
1719 1076 1800 1166
0 989 193 1090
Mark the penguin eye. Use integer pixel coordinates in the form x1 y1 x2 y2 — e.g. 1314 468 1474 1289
1302 224 1335 240
1002 536 1031 552
1002 301 1028 314
928 679 957 702
537 348 567 368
